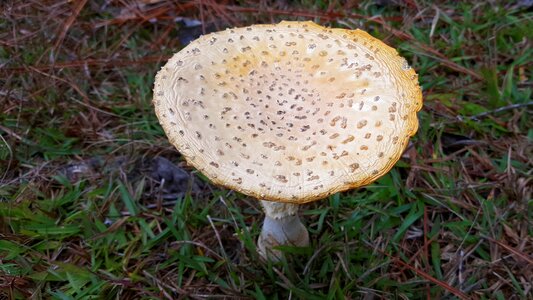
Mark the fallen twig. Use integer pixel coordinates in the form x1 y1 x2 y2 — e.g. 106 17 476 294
1 56 171 75
483 236 533 265
52 0 89 61
363 240 471 300
466 102 533 121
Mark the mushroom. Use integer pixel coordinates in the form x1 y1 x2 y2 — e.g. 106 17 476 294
153 21 422 259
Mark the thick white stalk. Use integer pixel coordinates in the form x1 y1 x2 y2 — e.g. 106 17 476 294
257 201 309 260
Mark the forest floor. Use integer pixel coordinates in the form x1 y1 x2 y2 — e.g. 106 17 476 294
1 1 532 299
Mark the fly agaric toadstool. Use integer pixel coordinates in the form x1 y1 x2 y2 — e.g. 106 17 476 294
153 21 422 259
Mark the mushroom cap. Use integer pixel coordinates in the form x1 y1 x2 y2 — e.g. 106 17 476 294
153 21 422 204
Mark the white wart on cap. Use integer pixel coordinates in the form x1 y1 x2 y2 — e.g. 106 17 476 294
153 21 423 204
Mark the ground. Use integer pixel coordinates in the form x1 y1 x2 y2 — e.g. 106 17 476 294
0 0 532 299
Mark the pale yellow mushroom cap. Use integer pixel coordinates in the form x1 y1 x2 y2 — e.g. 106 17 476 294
153 21 423 204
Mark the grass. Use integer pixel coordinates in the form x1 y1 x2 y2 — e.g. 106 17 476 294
1 0 532 299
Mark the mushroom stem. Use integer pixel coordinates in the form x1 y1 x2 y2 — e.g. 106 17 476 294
257 200 309 260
